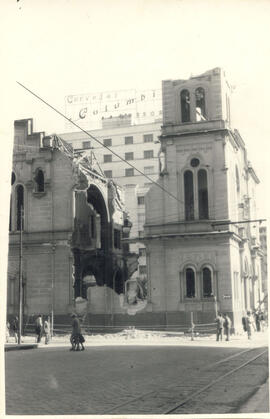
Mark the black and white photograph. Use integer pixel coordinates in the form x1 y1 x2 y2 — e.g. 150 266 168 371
1 0 269 416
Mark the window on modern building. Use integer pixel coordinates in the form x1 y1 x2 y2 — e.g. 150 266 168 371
125 152 134 160
82 141 91 149
125 168 134 177
195 87 206 121
114 229 121 249
104 170 112 178
139 265 147 275
202 267 212 297
16 184 24 230
144 166 154 175
143 134 154 143
125 136 133 145
139 247 146 257
138 230 144 238
104 154 112 163
186 268 195 298
144 150 154 159
35 169 45 192
137 196 145 205
184 170 194 220
181 89 190 123
103 138 112 147
198 169 209 219
138 213 145 224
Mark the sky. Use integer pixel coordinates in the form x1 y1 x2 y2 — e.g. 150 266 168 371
1 0 270 221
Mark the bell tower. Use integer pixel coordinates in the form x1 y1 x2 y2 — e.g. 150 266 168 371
144 68 262 332
162 67 232 126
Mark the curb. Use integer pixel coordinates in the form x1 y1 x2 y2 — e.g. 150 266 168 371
238 379 269 413
5 344 38 352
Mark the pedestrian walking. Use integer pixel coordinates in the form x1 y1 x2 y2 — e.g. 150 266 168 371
6 321 10 343
223 313 231 341
12 316 19 343
242 313 247 332
70 313 85 351
43 317 50 344
255 311 261 332
35 314 43 343
246 311 253 339
215 312 224 341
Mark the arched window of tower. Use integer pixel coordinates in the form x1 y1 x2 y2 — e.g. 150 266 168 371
198 169 209 220
184 170 194 220
195 87 207 121
180 89 190 122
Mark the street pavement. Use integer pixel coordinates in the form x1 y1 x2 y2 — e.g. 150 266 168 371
4 330 269 415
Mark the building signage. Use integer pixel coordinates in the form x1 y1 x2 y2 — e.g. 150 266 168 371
65 88 162 130
223 294 232 299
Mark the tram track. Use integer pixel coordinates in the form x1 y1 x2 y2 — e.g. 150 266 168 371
101 346 268 415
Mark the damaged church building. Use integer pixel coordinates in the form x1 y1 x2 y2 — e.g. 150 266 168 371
7 118 139 326
143 68 265 332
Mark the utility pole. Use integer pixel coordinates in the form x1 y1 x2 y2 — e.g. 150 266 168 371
214 295 218 318
18 206 23 344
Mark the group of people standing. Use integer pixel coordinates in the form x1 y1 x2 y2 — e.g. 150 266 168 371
242 310 266 339
6 315 51 344
215 310 266 342
215 312 232 341
35 314 51 344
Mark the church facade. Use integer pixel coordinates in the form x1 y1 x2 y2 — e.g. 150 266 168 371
144 68 264 331
7 119 138 327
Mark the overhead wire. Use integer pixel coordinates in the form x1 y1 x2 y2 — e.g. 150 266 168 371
16 81 185 206
16 81 266 227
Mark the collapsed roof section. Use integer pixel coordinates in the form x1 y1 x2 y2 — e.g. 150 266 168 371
44 133 128 219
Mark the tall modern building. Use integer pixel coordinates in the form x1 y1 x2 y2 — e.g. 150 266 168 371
144 68 264 331
60 116 162 282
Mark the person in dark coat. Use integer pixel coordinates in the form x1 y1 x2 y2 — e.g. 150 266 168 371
35 314 43 343
242 314 247 332
12 317 19 343
70 314 85 351
255 312 261 332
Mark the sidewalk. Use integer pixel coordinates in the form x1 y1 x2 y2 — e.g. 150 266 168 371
5 329 268 349
5 343 38 352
